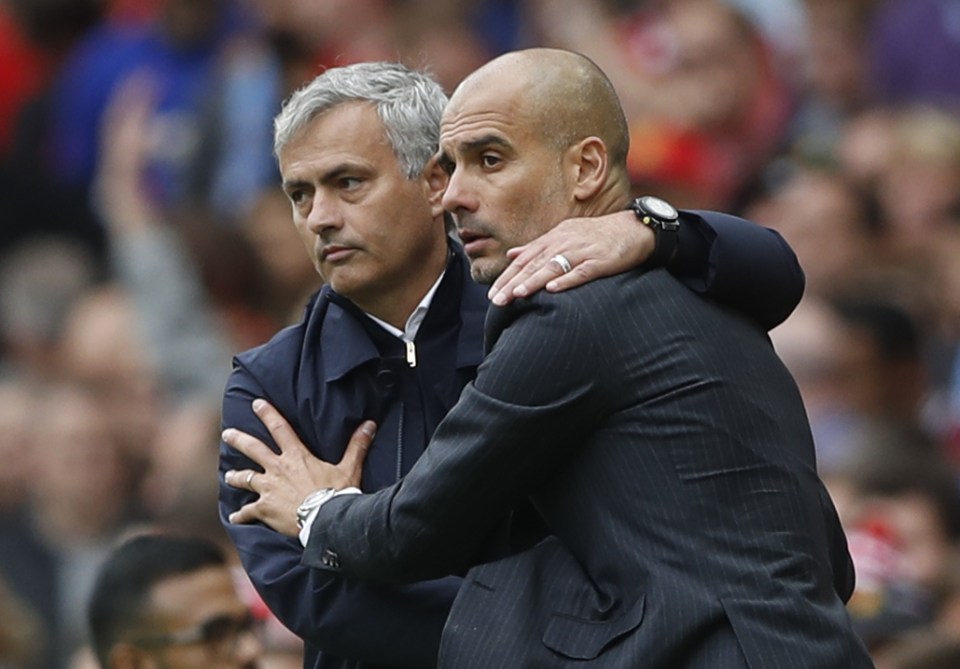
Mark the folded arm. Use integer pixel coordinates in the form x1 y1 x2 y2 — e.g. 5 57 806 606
219 366 458 667
304 287 619 583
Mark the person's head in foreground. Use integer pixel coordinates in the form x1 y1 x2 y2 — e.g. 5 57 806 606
88 532 261 669
273 61 451 327
439 48 631 284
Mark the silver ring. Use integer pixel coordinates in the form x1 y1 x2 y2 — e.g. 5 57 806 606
245 471 256 488
550 254 573 274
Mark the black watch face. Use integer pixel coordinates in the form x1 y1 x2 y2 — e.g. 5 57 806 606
640 196 678 221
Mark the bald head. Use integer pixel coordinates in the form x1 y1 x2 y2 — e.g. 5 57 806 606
440 48 632 283
451 48 630 169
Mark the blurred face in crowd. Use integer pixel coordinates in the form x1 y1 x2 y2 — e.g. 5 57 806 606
751 169 872 297
0 381 36 510
57 287 161 459
662 0 758 130
33 385 131 539
439 61 574 284
122 566 262 669
278 102 448 324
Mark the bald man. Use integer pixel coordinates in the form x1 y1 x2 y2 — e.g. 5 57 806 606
231 50 872 668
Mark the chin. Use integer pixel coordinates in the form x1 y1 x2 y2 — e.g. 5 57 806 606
468 256 508 286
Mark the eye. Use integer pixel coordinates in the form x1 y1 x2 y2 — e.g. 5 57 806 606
480 153 502 169
339 176 362 191
438 156 456 175
287 189 306 206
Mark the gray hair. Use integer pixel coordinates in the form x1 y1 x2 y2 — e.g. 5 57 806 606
274 62 448 178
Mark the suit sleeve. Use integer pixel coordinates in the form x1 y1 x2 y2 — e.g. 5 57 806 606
218 363 460 667
669 210 804 330
304 290 617 584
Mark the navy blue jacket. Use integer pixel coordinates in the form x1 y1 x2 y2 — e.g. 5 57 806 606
218 211 804 669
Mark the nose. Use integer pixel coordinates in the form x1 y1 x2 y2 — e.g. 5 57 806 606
305 192 341 235
441 168 477 215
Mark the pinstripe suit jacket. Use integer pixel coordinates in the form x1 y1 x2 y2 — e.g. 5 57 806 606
305 268 874 668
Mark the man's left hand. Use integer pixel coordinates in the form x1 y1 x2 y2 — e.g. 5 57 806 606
224 398 376 536
487 210 654 305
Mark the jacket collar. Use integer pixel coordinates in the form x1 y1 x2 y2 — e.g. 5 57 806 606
313 243 487 384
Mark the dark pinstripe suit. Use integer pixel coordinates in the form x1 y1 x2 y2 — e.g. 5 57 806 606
305 268 874 668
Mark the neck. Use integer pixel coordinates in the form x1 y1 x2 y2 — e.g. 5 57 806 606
353 242 449 330
574 174 631 218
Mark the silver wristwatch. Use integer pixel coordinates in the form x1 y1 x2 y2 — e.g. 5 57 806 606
296 488 338 530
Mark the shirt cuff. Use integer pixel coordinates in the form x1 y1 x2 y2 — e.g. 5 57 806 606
298 487 362 547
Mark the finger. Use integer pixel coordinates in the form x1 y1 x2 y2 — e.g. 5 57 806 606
492 251 572 305
252 399 308 454
544 259 602 293
488 243 555 302
228 501 261 525
338 421 377 477
222 428 277 467
224 469 258 492
488 244 533 299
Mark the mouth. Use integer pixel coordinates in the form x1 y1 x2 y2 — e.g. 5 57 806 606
320 244 356 262
457 230 494 257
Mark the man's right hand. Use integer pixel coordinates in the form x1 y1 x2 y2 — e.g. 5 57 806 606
224 399 376 537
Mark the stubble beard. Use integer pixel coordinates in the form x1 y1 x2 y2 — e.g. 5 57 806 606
469 255 509 286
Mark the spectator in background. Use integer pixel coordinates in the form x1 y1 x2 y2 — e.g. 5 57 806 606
0 379 37 521
834 448 960 655
251 0 494 93
789 0 877 163
0 238 101 378
0 573 43 669
86 532 262 669
838 107 900 197
42 0 279 222
0 0 103 155
531 0 794 209
0 381 142 669
832 296 929 439
874 106 960 253
748 165 877 299
56 286 162 458
0 378 44 669
869 0 960 110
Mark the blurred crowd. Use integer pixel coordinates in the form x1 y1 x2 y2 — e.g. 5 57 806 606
0 0 958 667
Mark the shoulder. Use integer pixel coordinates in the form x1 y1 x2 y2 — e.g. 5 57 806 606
487 270 679 331
485 268 746 356
482 272 640 356
230 288 327 384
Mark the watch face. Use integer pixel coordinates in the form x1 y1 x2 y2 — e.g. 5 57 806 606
640 196 678 220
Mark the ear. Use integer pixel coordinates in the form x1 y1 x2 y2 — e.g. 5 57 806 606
421 154 450 219
567 136 608 202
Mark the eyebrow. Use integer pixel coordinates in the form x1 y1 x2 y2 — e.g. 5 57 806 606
460 134 511 153
282 163 365 192
439 134 512 169
281 178 309 193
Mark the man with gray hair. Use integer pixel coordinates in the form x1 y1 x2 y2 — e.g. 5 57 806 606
219 60 805 668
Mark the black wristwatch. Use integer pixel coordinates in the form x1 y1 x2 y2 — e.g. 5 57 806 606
628 195 680 267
